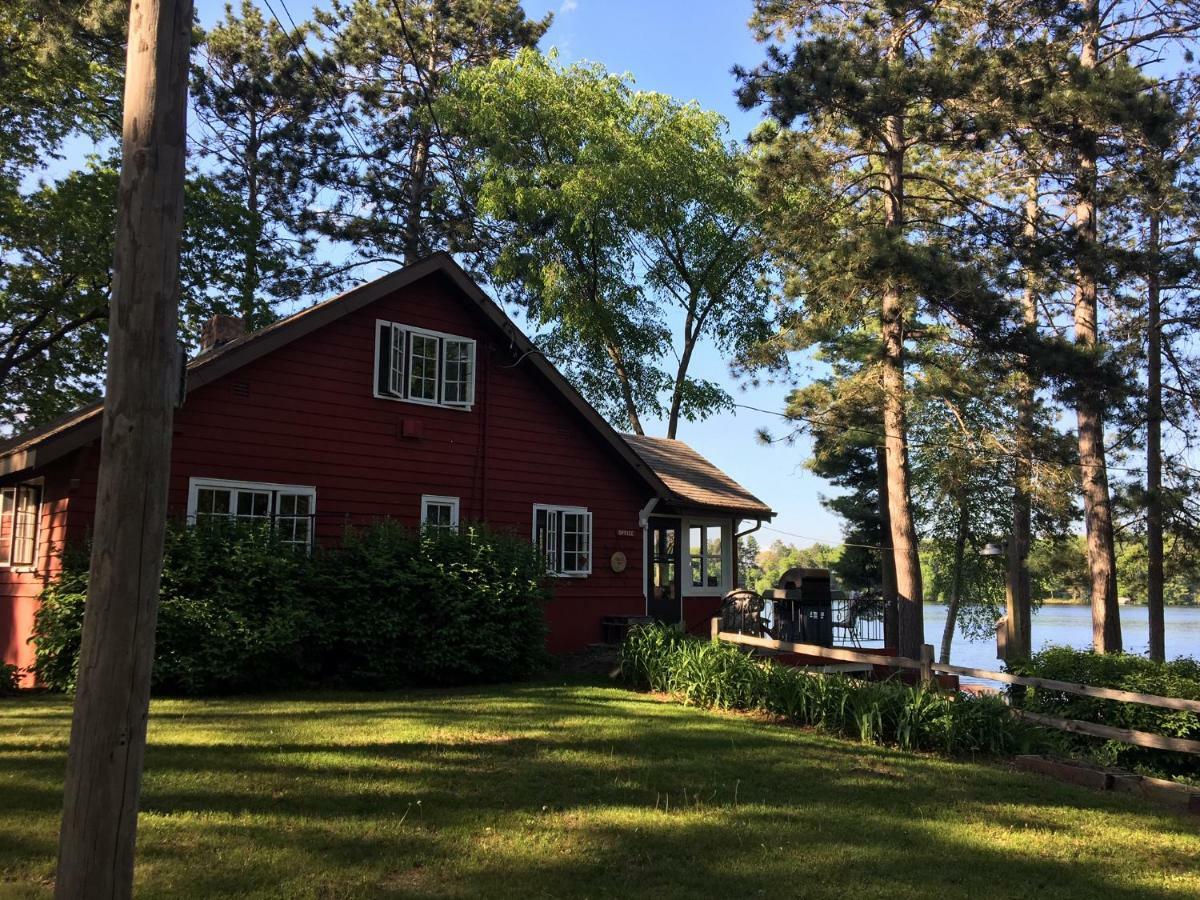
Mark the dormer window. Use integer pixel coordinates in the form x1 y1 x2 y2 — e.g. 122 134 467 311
375 320 476 410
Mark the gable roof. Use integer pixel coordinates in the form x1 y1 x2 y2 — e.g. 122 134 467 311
0 254 771 520
623 434 774 519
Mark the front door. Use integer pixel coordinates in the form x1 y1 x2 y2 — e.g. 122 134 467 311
647 519 682 624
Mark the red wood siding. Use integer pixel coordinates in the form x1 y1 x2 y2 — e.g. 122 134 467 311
0 456 74 685
1 272 655 674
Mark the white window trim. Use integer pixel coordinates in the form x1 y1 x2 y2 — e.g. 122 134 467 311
185 477 317 547
532 503 593 578
421 494 461 530
0 480 44 571
681 517 733 596
373 319 476 411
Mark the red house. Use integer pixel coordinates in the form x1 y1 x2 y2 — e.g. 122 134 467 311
0 254 773 683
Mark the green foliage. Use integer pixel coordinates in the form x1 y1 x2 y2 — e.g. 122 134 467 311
316 0 549 264
1115 534 1200 606
749 539 842 594
0 1 124 181
1028 537 1091 603
310 522 550 686
0 662 19 695
33 522 550 695
621 624 1037 757
0 161 313 432
191 0 345 325
1010 646 1200 782
446 48 775 434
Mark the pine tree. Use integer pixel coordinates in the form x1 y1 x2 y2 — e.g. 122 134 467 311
192 0 343 325
737 0 1020 656
994 0 1200 652
316 0 549 265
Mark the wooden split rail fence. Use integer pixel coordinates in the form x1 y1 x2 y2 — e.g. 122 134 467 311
711 620 1200 757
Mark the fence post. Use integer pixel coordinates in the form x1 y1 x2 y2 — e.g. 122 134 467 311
711 617 720 643
920 643 935 688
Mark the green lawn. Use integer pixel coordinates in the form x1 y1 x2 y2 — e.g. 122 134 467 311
1 681 1196 899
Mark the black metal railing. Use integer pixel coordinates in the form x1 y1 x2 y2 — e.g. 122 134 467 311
831 593 886 646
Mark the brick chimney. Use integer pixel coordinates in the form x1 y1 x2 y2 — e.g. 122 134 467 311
199 314 246 353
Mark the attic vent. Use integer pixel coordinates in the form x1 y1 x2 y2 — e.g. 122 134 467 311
232 381 250 397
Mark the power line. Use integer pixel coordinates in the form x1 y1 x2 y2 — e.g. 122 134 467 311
759 523 892 553
733 401 1200 479
259 0 371 160
385 0 477 216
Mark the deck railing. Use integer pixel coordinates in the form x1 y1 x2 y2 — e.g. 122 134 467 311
830 594 885 646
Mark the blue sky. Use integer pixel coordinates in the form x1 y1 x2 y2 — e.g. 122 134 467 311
185 1 844 545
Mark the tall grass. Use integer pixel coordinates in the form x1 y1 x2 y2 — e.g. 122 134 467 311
620 624 1039 757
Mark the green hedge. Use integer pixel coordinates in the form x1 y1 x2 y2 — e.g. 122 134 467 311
0 663 18 696
620 624 1040 756
1009 646 1200 782
33 521 550 694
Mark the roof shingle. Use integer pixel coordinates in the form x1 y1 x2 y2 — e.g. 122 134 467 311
622 434 774 519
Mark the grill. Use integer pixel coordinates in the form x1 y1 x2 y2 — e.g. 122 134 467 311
762 567 833 645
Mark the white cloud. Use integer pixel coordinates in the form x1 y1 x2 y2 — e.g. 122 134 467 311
559 0 578 13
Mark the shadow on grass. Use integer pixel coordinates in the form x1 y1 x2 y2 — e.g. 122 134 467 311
0 683 1196 899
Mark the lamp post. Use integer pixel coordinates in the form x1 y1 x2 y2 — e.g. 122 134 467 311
980 540 1027 663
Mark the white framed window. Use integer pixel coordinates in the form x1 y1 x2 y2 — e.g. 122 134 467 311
532 504 592 577
186 478 316 551
408 332 440 401
442 338 475 406
0 483 42 568
683 519 731 595
375 320 476 410
421 495 460 532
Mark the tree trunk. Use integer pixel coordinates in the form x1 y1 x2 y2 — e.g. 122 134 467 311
939 496 970 665
1146 206 1165 662
1074 0 1122 654
54 1 192 896
404 126 431 265
1008 178 1038 662
876 446 899 650
243 109 260 322
666 303 699 439
606 340 645 435
880 106 924 659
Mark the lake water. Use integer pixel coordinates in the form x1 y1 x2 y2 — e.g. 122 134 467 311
925 603 1200 670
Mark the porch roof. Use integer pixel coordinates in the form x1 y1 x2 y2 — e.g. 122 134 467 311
622 434 774 520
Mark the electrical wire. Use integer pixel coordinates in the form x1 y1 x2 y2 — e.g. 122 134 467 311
759 523 893 553
260 0 371 160
733 401 1200 479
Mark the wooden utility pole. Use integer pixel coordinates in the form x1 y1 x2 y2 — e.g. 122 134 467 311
55 1 192 897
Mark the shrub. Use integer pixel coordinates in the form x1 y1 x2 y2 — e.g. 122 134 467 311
1009 646 1200 782
0 662 20 695
27 546 91 692
35 524 314 694
33 521 551 694
309 522 549 686
621 624 1037 757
